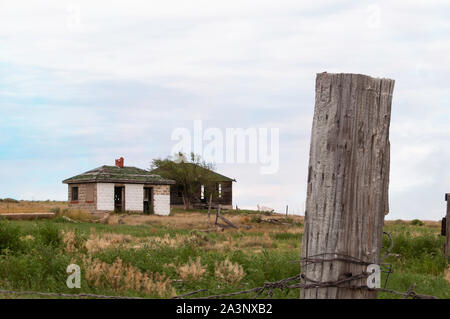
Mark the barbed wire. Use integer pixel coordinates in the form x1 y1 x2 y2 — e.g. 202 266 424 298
190 275 437 299
0 289 143 299
0 278 438 300
380 231 394 263
184 232 436 299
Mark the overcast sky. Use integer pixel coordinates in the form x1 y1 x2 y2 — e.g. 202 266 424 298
0 0 449 220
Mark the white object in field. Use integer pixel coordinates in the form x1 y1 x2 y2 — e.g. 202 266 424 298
257 204 274 213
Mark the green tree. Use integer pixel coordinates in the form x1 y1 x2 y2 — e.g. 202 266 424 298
150 152 217 209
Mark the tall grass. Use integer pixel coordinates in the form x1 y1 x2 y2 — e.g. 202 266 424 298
0 217 448 299
0 219 22 254
383 231 447 275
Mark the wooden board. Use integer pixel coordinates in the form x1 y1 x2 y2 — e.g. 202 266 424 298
301 73 394 299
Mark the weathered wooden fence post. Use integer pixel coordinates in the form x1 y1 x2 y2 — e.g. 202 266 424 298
445 194 450 258
300 72 395 299
207 194 213 226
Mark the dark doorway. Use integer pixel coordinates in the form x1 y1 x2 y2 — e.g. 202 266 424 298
114 186 125 212
143 187 153 214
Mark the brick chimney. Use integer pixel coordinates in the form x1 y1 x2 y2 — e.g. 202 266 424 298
115 157 124 168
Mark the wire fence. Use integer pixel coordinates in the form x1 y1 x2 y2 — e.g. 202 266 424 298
0 280 438 300
0 289 142 299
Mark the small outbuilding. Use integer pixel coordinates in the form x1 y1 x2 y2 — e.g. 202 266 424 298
62 158 175 216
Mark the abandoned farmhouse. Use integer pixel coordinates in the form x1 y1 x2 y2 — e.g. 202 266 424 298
62 158 175 215
62 158 235 215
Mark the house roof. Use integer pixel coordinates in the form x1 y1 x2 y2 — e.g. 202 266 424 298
150 163 236 182
62 165 176 185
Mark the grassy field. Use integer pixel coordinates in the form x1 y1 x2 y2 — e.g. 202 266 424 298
0 199 68 214
0 202 449 299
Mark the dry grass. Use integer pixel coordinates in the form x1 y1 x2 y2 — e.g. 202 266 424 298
145 233 209 249
384 219 441 228
421 220 442 228
214 258 245 286
107 211 304 233
85 229 133 254
80 231 209 253
108 212 211 229
177 256 207 281
212 231 275 252
242 232 273 249
0 201 95 223
62 230 78 254
63 229 176 297
148 234 182 247
63 228 135 254
0 201 67 214
82 256 176 298
106 211 302 253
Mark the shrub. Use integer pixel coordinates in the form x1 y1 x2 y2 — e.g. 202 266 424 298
61 229 86 254
411 219 424 226
0 247 71 290
215 258 245 286
38 222 62 247
388 232 441 257
82 256 176 297
0 219 22 254
177 256 207 281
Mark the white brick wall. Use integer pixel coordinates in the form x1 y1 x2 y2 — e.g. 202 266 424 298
97 183 114 210
96 183 170 215
154 194 170 216
125 184 144 211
